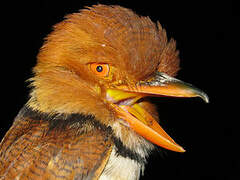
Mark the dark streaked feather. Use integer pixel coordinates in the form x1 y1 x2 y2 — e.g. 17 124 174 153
0 106 112 179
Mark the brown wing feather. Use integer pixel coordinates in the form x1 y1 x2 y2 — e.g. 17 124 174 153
0 113 112 180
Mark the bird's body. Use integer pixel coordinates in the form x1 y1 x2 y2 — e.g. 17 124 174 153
0 5 208 180
0 106 142 179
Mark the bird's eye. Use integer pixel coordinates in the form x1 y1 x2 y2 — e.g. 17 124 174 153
96 65 103 72
89 63 109 77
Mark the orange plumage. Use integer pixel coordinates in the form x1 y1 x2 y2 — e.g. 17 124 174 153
0 4 208 180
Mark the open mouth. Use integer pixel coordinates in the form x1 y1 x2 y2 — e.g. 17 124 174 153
107 90 186 152
106 72 208 152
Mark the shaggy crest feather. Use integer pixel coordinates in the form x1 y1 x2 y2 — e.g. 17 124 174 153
36 5 179 81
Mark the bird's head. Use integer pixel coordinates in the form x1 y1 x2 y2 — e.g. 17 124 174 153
27 5 208 154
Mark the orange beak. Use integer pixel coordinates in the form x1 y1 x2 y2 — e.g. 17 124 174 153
107 72 209 152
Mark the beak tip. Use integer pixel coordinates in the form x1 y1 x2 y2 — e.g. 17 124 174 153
199 92 209 103
179 147 186 153
174 145 186 153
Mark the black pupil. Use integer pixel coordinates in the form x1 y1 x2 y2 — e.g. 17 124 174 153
96 65 103 72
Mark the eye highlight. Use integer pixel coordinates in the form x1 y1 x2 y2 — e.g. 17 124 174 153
89 63 109 77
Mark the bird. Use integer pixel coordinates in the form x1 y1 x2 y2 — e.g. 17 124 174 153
0 4 208 180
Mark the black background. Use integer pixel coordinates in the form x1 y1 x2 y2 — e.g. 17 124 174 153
1 0 237 179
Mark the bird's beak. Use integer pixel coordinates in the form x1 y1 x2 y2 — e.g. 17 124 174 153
107 72 209 152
